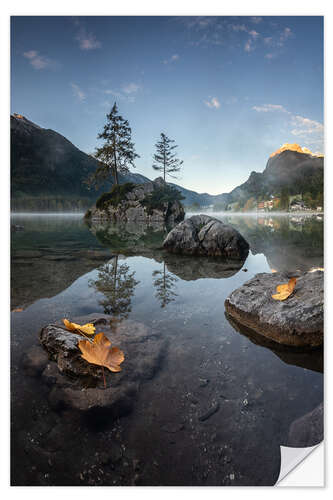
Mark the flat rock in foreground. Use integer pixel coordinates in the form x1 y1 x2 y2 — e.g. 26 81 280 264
39 315 167 415
225 270 323 348
163 214 249 258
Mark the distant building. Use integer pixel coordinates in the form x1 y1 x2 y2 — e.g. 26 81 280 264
257 199 274 211
290 201 305 211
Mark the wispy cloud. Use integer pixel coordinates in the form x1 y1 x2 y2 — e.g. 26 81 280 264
252 103 323 150
76 31 101 50
122 82 140 94
291 115 324 137
104 82 141 103
264 36 273 45
252 104 289 113
163 54 179 64
279 27 293 45
71 83 86 101
204 97 220 109
244 40 253 52
105 89 124 99
231 24 248 32
73 19 101 50
264 27 293 59
23 50 53 70
250 17 263 24
180 16 294 59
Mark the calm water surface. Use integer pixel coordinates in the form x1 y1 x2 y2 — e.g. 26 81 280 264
11 212 323 486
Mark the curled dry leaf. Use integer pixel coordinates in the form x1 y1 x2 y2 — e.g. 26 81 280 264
272 277 297 301
78 332 125 372
63 318 95 336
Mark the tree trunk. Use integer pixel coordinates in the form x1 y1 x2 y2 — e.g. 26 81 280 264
113 141 119 185
163 152 166 182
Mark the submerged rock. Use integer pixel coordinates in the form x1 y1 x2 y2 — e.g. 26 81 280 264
288 403 323 447
39 315 167 415
163 215 249 258
225 270 323 347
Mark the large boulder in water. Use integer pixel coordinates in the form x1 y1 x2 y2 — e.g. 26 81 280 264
225 270 323 348
163 214 249 259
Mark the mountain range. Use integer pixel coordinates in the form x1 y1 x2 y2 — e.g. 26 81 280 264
10 114 323 211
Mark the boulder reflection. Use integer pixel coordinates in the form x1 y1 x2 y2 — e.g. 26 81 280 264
225 313 323 373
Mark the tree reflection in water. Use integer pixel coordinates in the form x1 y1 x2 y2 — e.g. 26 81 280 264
152 262 178 308
89 255 139 319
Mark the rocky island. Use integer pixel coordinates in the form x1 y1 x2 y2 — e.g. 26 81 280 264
85 177 185 226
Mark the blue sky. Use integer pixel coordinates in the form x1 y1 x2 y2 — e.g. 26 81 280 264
11 16 323 194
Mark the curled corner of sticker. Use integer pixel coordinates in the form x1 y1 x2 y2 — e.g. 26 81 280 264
276 443 322 484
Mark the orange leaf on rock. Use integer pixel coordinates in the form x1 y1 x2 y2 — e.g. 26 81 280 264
63 318 95 336
78 332 125 372
272 277 297 301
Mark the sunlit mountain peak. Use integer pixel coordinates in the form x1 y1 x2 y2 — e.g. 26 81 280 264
270 143 324 158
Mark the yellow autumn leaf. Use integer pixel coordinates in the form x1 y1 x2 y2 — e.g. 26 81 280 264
63 318 96 335
78 332 125 372
272 277 297 301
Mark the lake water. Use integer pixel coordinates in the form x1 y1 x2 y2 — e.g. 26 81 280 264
11 212 324 486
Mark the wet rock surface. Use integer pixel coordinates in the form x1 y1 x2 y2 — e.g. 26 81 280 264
163 214 249 258
39 314 167 414
288 403 323 447
225 270 323 347
88 177 185 226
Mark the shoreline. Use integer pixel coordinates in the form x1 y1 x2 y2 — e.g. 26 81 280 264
10 211 324 217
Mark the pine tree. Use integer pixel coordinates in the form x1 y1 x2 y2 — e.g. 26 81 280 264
152 133 183 182
93 103 139 187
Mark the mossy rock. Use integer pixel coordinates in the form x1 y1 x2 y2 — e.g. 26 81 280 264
95 183 136 210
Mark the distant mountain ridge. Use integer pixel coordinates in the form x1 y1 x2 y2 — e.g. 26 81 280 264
11 114 222 209
10 114 323 211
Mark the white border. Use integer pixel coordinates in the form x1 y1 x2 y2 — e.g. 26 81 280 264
1 0 331 496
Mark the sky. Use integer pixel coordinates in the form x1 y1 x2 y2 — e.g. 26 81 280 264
10 16 323 195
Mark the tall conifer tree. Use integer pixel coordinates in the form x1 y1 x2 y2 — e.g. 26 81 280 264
93 102 139 187
152 133 183 182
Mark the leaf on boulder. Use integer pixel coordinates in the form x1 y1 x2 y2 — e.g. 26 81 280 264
63 318 96 336
78 332 125 372
272 277 297 301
